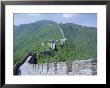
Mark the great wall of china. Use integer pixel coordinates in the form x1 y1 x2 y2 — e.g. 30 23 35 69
15 56 97 75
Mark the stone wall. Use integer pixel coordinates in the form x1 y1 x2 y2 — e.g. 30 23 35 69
21 59 97 75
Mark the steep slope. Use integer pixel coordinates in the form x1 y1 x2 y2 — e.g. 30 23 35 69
13 20 64 64
13 20 97 64
59 23 97 60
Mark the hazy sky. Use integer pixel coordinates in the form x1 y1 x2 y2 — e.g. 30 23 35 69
14 13 97 27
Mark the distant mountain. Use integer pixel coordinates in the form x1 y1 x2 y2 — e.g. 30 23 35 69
13 20 97 64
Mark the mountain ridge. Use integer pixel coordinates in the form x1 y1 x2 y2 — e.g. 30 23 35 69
13 20 97 64
14 20 97 28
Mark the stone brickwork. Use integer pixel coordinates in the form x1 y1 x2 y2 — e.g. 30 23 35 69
20 59 97 75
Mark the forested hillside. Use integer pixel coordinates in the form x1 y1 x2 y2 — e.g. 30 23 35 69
13 20 97 64
59 23 97 60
